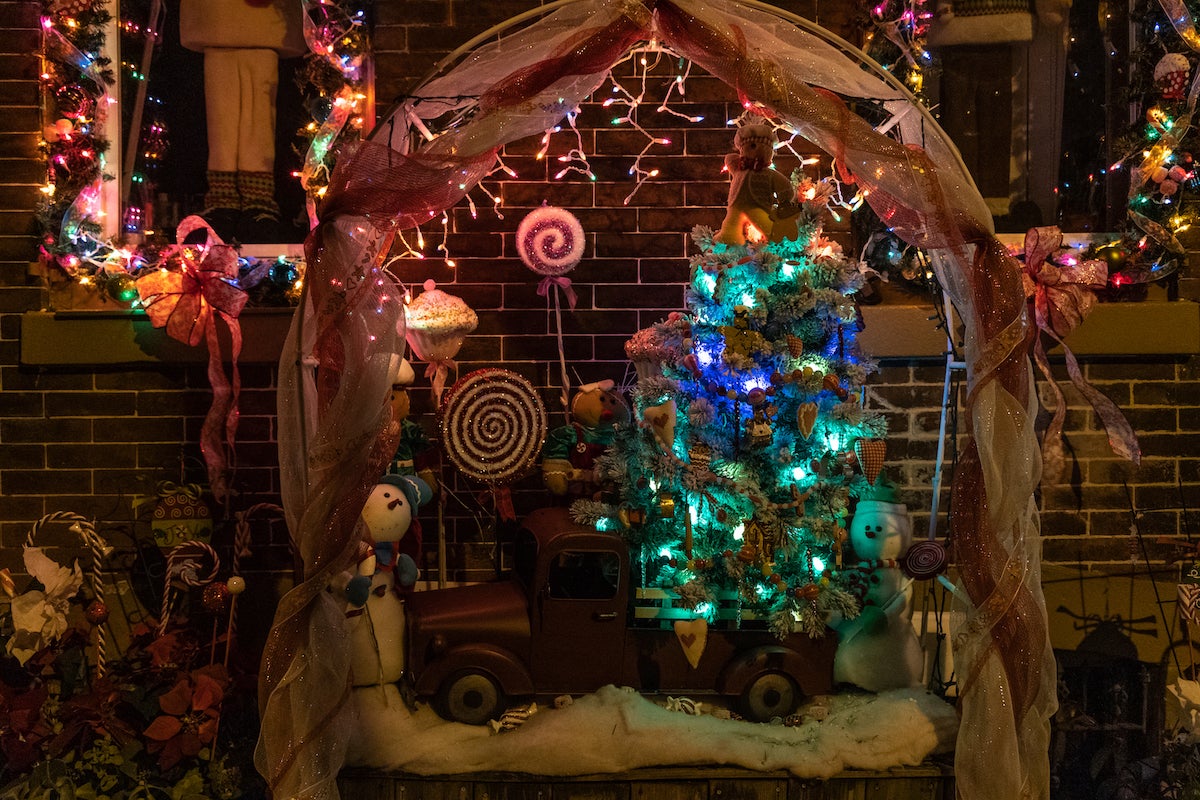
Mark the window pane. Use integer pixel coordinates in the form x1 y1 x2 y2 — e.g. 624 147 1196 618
548 551 620 600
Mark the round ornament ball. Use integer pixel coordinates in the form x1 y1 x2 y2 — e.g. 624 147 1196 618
226 576 246 595
84 599 109 626
309 96 334 122
1095 244 1127 272
55 84 93 120
202 581 230 612
517 206 585 277
270 260 298 287
105 273 139 303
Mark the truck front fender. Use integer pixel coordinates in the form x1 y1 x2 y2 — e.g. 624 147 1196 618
716 635 837 699
411 644 535 699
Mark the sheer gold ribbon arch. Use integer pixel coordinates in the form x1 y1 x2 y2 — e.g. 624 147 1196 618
257 2 1055 799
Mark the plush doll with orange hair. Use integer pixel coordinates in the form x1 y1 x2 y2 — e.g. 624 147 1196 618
716 121 802 246
542 380 631 498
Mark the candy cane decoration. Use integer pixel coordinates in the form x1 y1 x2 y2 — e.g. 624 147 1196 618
225 503 283 664
26 512 111 677
159 541 221 638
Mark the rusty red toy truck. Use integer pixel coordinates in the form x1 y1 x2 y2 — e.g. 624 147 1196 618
405 506 838 724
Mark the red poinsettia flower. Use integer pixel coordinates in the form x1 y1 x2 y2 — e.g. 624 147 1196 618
142 665 227 770
141 628 202 671
52 675 140 754
0 680 51 773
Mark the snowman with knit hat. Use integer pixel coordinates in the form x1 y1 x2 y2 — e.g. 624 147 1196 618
346 472 432 687
833 474 924 692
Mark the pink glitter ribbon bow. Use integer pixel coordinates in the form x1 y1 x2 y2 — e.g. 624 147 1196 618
424 359 456 404
536 275 577 310
137 216 248 501
1021 226 1141 482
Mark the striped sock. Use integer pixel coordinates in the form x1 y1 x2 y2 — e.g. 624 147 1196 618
205 170 239 210
238 171 279 216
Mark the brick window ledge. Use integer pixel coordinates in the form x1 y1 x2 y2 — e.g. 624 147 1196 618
858 300 1200 358
19 300 1200 366
20 308 295 366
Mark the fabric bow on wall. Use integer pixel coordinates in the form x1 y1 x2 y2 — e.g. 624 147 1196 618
1021 226 1141 482
137 216 248 502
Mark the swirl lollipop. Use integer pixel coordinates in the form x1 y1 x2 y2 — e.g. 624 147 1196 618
518 206 585 416
441 369 547 520
518 206 586 278
901 539 948 581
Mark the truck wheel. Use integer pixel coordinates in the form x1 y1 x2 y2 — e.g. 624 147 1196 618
439 670 506 725
739 671 800 722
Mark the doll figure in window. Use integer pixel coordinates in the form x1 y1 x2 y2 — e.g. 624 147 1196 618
542 380 631 498
180 0 305 242
716 121 802 246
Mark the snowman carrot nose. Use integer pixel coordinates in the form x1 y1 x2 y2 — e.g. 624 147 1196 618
388 497 403 510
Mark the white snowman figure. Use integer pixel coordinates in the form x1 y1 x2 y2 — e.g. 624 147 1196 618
346 473 431 687
833 486 925 691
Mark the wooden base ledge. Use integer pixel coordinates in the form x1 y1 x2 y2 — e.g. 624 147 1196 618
338 762 955 800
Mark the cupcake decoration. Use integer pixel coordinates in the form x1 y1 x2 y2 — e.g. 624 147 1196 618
405 279 478 400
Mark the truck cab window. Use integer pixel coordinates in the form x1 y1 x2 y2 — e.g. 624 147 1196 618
548 551 620 600
514 530 539 587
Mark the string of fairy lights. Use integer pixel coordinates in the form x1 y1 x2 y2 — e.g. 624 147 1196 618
36 0 1193 303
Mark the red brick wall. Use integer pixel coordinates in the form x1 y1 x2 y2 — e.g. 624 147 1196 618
0 0 1196 595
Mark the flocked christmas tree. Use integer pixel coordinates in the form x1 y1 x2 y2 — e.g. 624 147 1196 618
573 124 887 639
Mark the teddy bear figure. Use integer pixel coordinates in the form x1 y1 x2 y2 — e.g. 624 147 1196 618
719 305 768 365
346 473 431 687
542 380 631 497
715 121 803 246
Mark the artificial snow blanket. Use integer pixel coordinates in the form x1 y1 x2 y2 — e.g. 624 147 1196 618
347 685 957 777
